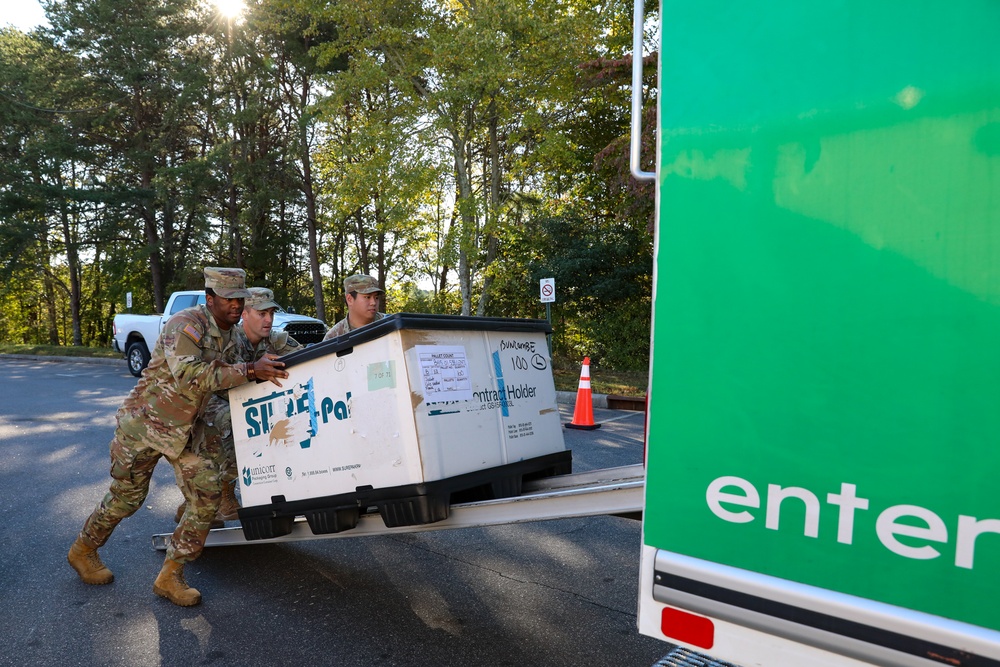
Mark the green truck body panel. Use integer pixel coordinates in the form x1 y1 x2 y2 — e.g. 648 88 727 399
644 0 1000 632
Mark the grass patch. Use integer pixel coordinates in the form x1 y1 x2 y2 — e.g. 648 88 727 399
0 343 119 359
552 367 648 396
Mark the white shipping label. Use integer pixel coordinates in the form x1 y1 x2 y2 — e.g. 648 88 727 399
415 345 473 402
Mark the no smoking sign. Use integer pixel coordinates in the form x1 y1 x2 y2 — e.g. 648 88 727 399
539 278 555 303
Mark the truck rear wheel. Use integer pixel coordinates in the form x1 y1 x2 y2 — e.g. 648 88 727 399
126 341 150 377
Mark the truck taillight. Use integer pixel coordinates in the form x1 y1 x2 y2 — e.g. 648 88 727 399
660 607 714 649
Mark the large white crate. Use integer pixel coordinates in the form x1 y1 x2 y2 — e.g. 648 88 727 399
228 314 571 539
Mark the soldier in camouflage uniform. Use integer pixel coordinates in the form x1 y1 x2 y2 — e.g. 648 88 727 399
68 268 289 607
177 287 301 523
322 274 386 341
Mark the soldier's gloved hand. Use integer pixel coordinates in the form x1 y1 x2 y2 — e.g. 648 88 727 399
253 354 288 387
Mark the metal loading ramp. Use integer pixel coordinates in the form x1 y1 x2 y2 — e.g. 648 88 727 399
152 464 645 550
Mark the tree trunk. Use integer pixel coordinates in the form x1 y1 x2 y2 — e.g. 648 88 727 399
436 199 456 296
229 161 243 268
476 103 501 317
141 168 166 313
373 189 387 306
301 130 324 320
283 65 325 320
451 128 475 316
42 252 60 345
354 207 369 275
59 196 83 346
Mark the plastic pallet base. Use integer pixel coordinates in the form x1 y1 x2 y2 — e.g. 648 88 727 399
237 513 296 541
237 450 572 540
304 507 361 535
366 451 572 528
377 495 450 528
237 503 361 541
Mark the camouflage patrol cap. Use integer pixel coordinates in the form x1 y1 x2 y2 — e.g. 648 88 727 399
245 287 280 311
204 267 251 299
344 274 383 295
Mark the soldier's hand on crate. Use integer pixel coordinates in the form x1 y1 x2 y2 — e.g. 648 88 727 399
253 354 288 387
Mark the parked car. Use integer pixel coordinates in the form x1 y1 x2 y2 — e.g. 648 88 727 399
112 290 328 377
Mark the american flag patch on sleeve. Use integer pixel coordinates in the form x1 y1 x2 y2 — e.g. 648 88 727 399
181 324 202 344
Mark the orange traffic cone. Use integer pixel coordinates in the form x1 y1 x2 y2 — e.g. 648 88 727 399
566 357 601 430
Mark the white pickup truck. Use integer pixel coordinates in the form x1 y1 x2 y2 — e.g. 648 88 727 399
112 290 328 376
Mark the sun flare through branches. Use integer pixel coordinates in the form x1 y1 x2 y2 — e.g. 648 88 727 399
212 0 246 20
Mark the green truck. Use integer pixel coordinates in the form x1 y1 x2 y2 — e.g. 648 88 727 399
636 1 1000 665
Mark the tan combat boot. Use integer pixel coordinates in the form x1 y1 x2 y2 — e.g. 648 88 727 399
174 501 225 529
153 559 201 606
217 481 241 521
68 535 114 585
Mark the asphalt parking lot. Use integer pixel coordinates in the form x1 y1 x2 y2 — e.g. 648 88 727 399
0 356 677 667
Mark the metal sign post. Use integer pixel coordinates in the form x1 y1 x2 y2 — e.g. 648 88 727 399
539 278 555 357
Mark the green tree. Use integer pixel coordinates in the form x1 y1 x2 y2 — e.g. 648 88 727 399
0 27 99 345
477 3 657 369
46 0 216 311
310 0 608 315
261 3 348 319
0 0 658 365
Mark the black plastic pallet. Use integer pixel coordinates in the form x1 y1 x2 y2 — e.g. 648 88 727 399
237 450 572 541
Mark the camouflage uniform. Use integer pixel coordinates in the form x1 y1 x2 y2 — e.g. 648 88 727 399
79 302 249 564
322 273 386 341
322 311 386 341
239 325 302 363
198 324 300 488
